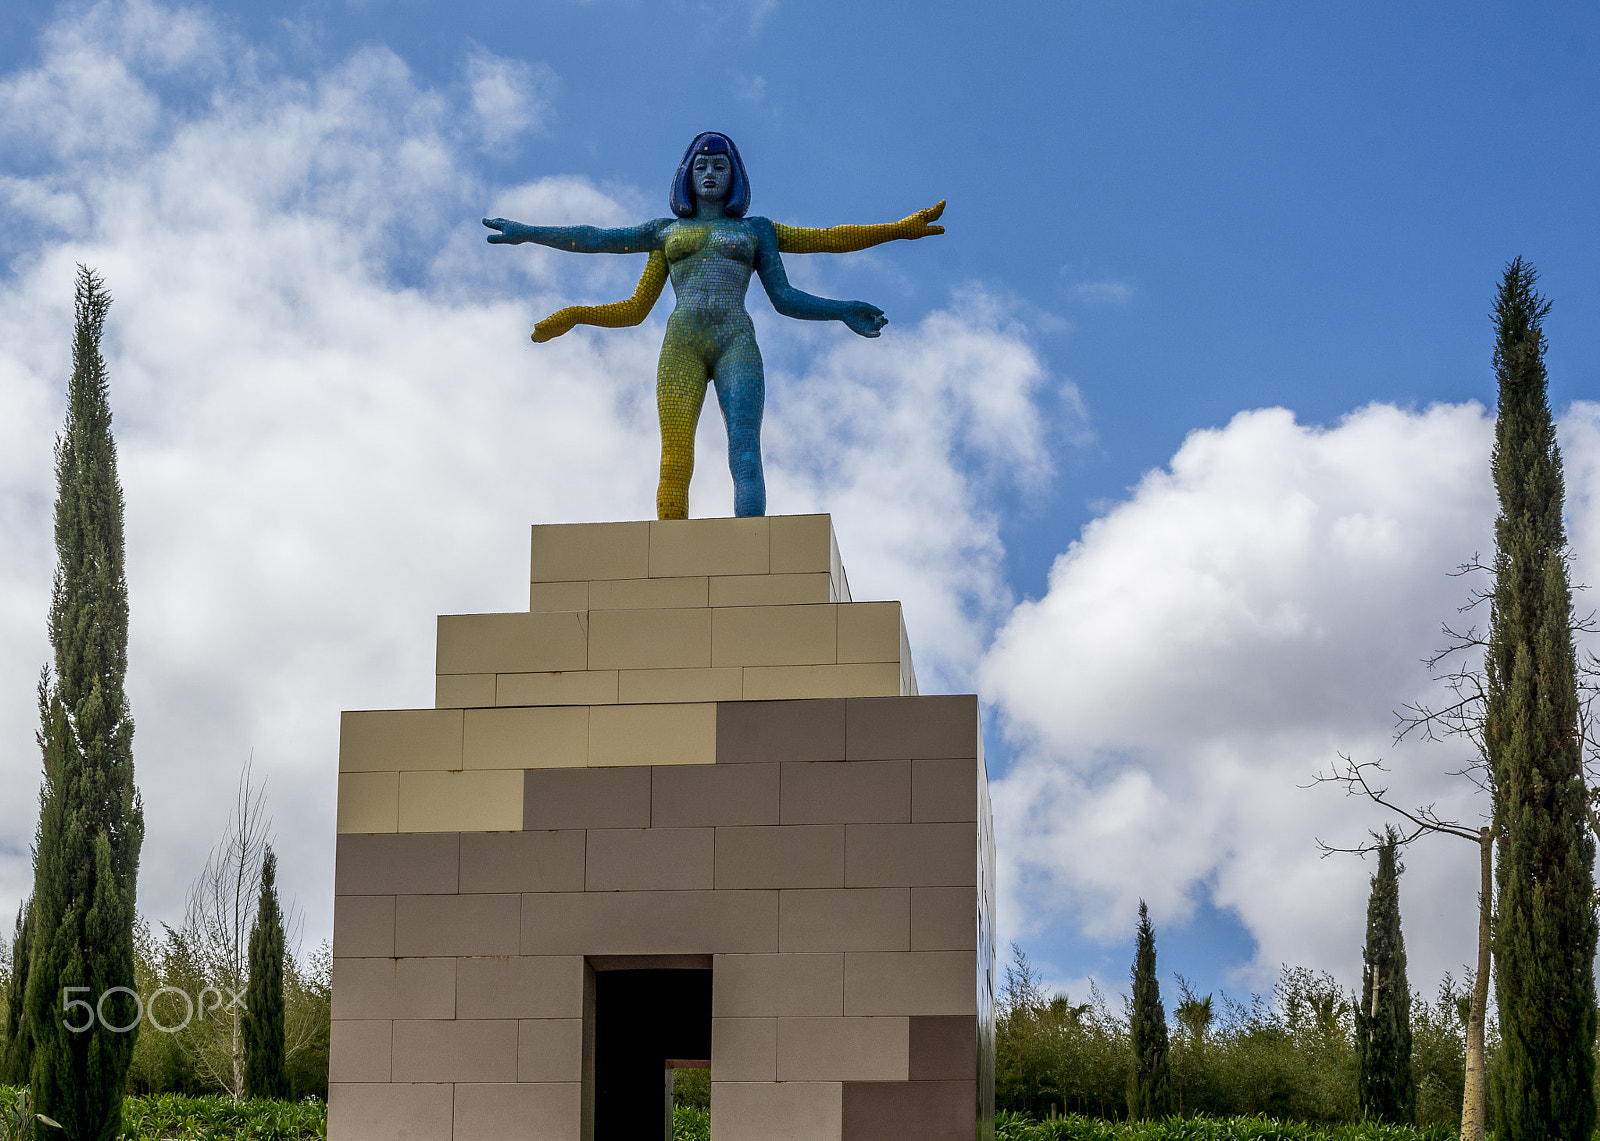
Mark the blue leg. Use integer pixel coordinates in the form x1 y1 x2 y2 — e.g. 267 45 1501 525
713 337 766 517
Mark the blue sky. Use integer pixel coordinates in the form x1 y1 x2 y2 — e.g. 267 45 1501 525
2 0 1599 1009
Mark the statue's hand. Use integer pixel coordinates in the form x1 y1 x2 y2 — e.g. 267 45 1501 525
908 200 946 238
483 218 528 244
843 302 888 338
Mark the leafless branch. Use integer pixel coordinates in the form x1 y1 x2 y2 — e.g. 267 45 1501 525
1307 754 1482 855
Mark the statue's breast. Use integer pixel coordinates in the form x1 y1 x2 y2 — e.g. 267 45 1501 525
665 223 756 267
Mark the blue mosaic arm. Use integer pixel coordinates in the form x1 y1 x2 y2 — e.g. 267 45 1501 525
482 218 666 254
751 218 887 338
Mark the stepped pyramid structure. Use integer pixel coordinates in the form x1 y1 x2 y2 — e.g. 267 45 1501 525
327 515 995 1141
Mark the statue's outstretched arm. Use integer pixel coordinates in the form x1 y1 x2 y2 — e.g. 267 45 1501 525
532 251 669 343
752 219 887 338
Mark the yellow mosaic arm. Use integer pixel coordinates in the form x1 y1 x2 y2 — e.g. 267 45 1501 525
529 201 946 342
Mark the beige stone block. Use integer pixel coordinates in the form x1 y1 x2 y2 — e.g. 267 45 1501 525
516 1018 584 1082
618 667 742 704
779 889 910 952
912 759 978 823
654 764 779 827
712 953 843 1017
435 673 496 709
842 1079 975 1141
712 1017 776 1081
781 761 911 825
520 891 778 955
463 706 589 770
396 894 521 958
331 957 455 1020
901 624 919 697
496 671 618 707
334 896 395 958
590 576 709 610
392 1018 518 1082
586 828 715 891
336 834 458 895
742 664 902 701
831 535 852 604
588 703 716 767
711 1081 841 1141
337 772 398 834
523 767 651 830
397 770 523 833
770 514 835 575
711 572 833 607
329 1020 391 1083
845 824 976 888
531 520 650 582
837 602 904 665
529 580 589 613
438 612 589 675
650 517 770 577
588 608 711 670
340 709 464 773
455 1083 582 1141
459 831 585 894
911 888 978 951
457 955 585 1020
844 951 976 1016
714 826 844 889
713 605 837 668
778 1016 909 1081
328 1083 452 1141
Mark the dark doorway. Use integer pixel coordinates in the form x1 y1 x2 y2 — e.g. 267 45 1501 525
593 967 712 1141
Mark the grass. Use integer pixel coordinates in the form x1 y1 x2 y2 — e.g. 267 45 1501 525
0 1090 325 1141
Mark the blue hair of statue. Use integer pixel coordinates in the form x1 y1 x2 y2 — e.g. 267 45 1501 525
670 132 750 218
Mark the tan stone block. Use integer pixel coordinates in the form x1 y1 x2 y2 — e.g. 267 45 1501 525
770 514 835 575
900 625 919 697
331 957 455 1020
438 612 589 675
395 894 520 957
392 1018 517 1082
435 673 496 709
618 667 742 704
337 772 398 834
843 952 976 1016
845 824 976 888
650 517 770 577
496 671 618 707
711 1081 841 1141
328 1083 452 1141
329 1020 392 1083
911 888 977 951
520 891 778 955
589 576 709 610
778 1016 909 1081
531 520 650 582
712 1017 776 1081
831 534 852 604
529 580 589 614
459 830 585 894
336 834 459 895
779 889 910 952
340 709 463 773
586 828 715 891
455 1082 583 1141
334 896 395 958
845 696 979 761
912 759 977 823
588 703 715 767
653 764 779 827
837 602 904 666
463 706 589 769
523 767 651 830
717 700 845 763
742 664 903 701
588 608 711 670
713 605 837 668
841 1080 975 1141
714 826 844 889
457 955 585 1020
909 1015 977 1080
781 761 910 825
710 572 833 607
712 953 843 1017
397 770 523 833
515 1018 584 1082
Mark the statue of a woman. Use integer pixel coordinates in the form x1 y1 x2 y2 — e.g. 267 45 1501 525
484 131 943 520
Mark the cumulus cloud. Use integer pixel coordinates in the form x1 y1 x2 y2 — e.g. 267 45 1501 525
465 48 556 148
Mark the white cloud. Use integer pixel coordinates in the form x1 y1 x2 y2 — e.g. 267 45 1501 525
465 47 556 148
1070 281 1133 304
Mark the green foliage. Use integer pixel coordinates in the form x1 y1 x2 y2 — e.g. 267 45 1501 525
243 850 287 1100
672 1104 710 1141
25 264 145 1141
2 903 32 1086
992 1109 1457 1141
673 1065 710 1110
1485 257 1598 1141
0 1086 63 1141
1130 903 1173 1119
1355 832 1414 1123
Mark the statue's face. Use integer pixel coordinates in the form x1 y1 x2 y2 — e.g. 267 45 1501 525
692 153 732 208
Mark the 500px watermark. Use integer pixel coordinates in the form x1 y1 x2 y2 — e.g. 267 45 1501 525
61 986 247 1034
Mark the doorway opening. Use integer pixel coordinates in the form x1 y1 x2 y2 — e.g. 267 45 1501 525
590 960 712 1141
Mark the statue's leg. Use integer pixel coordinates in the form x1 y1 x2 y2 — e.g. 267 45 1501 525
712 336 766 518
657 331 710 520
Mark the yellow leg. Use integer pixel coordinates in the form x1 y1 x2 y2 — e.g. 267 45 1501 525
656 334 709 520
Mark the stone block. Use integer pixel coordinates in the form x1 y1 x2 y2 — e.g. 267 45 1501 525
589 576 709 610
530 520 649 582
909 1015 977 1080
340 709 464 773
912 758 978 822
391 1018 518 1082
710 572 833 607
454 1082 583 1141
588 703 715 767
781 761 910 825
589 608 712 670
333 895 395 958
711 1081 841 1141
649 517 770 577
741 664 902 701
586 828 715 891
911 888 977 951
456 955 585 1019
336 834 458 895
516 1018 585 1081
529 580 589 614
327 1082 453 1141
337 773 398 834
711 1017 777 1081
397 770 523 833
619 667 743 704
777 1016 909 1081
712 953 843 1017
520 891 778 955
329 1020 391 1083
843 952 975 1016
845 824 976 888
712 605 837 668
841 1080 975 1141
437 612 589 675
717 700 845 763
769 514 834 575
331 958 455 1020
435 673 495 709
652 763 779 827
779 888 910 953
395 894 520 957
459 830 585 894
464 706 588 769
845 696 978 761
523 767 651 830
496 671 618 707
714 826 844 889
837 602 903 665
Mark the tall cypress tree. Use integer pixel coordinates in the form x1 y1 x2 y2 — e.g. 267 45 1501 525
3 899 35 1085
22 266 144 1140
1485 258 1597 1141
1126 900 1171 1120
1354 829 1414 1123
242 847 288 1100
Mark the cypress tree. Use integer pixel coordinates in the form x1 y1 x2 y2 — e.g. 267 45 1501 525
1126 900 1171 1119
22 266 144 1140
1354 828 1414 1123
242 847 288 1100
1485 258 1597 1141
3 899 34 1085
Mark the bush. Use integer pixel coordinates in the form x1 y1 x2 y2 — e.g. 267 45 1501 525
995 1109 1457 1141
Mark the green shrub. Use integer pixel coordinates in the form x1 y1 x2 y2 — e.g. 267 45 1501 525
673 1104 710 1141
